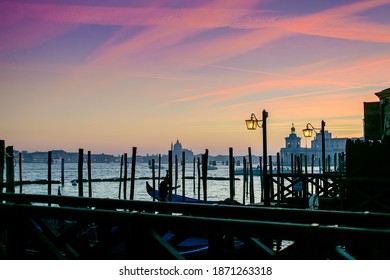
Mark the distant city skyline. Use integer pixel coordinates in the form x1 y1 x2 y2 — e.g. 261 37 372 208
14 125 354 159
1 0 389 156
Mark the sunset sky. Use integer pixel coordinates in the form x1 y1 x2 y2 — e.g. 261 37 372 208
1 0 389 156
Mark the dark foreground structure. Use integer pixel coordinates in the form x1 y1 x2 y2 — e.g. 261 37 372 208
1 192 390 260
1 88 390 260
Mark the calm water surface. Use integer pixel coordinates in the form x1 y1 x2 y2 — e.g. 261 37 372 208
13 162 262 204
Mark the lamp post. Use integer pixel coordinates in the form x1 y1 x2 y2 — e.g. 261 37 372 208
245 110 269 206
303 120 326 174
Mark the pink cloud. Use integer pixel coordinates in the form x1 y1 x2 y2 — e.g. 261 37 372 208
165 50 390 111
2 1 389 108
279 0 390 42
0 13 76 52
85 0 390 76
2 0 389 70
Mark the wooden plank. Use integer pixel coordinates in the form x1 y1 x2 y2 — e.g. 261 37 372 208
39 218 80 258
3 192 390 229
334 246 355 260
148 230 185 260
28 218 69 259
2 200 390 259
239 237 275 259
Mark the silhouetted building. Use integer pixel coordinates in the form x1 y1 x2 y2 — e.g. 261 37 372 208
171 139 194 162
377 88 390 143
280 124 306 166
280 124 350 168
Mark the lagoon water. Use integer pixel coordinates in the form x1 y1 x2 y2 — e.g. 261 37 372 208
12 162 262 204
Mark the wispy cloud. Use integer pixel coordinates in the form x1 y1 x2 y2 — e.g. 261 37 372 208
1 0 389 154
2 0 389 67
279 0 390 43
121 71 191 81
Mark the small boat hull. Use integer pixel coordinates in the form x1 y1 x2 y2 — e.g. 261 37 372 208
146 182 210 203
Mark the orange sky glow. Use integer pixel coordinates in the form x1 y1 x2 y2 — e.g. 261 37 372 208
1 0 389 156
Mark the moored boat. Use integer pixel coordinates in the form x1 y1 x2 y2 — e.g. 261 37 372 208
146 182 241 205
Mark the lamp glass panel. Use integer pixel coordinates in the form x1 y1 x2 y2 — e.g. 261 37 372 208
302 129 313 137
246 120 257 130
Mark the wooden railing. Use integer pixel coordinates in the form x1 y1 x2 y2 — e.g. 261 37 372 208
263 172 345 209
1 193 390 260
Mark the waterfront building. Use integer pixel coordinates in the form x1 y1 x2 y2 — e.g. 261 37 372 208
280 124 350 169
280 124 306 166
364 88 390 142
171 139 194 162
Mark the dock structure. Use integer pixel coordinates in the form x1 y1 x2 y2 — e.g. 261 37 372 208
263 139 390 213
1 193 390 260
1 136 390 260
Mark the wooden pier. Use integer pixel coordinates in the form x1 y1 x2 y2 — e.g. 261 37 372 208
1 139 390 259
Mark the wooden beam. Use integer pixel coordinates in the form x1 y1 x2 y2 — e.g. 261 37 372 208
27 218 67 259
2 193 390 229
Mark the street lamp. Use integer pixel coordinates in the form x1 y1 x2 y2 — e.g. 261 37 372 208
302 120 326 174
302 123 317 137
246 113 261 130
245 110 270 206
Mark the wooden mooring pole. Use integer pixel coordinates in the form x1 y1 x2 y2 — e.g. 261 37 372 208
197 157 201 200
248 147 255 204
175 155 178 193
269 155 274 198
0 140 4 193
130 147 137 200
311 154 315 174
123 153 128 200
276 152 281 206
19 152 22 194
61 158 65 186
88 151 92 198
202 149 208 202
193 157 196 194
152 158 156 202
118 154 123 199
229 147 235 200
78 148 83 197
168 150 173 202
5 146 15 193
242 156 247 205
182 151 185 202
48 151 52 206
259 156 263 202
158 154 161 186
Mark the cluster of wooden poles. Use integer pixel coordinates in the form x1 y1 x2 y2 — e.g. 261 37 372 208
0 139 347 207
0 141 261 205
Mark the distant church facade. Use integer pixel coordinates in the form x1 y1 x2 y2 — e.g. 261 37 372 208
171 139 194 162
279 124 350 168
